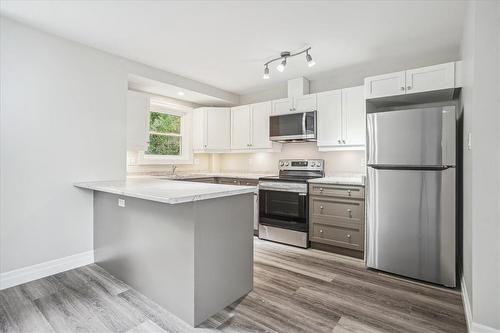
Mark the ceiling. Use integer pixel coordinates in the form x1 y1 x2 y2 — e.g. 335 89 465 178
0 1 466 96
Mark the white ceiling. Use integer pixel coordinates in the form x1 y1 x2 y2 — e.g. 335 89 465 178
1 0 466 96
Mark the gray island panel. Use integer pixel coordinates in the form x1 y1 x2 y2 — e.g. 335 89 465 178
92 190 253 326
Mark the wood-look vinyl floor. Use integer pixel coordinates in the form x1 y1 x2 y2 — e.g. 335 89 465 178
0 238 467 333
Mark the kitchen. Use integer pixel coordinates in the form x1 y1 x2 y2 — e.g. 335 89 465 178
1 1 499 333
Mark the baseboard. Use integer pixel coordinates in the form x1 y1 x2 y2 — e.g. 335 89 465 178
461 275 500 333
461 275 473 332
0 250 94 290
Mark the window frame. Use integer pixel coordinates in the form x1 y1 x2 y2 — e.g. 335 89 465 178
137 102 193 165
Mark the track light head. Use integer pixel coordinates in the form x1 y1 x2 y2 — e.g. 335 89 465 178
276 58 287 72
263 66 270 79
306 51 316 67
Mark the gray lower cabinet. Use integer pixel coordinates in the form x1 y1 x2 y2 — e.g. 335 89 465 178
309 183 365 256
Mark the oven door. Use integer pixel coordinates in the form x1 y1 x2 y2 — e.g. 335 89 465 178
259 188 308 232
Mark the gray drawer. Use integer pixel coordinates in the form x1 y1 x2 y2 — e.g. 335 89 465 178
309 183 364 199
310 223 364 251
239 179 258 186
310 197 364 223
217 177 240 185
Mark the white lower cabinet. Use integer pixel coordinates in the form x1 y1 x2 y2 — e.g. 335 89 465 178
231 101 277 151
317 85 365 150
193 107 231 152
126 90 150 151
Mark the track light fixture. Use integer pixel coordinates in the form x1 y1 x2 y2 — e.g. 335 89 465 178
262 47 315 79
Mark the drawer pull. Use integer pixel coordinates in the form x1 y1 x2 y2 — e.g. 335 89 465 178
347 234 351 239
347 189 352 196
320 205 324 210
319 187 324 192
347 208 352 218
319 229 323 233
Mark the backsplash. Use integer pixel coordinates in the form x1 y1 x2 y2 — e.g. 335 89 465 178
127 143 365 176
218 143 365 175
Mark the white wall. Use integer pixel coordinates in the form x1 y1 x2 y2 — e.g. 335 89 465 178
460 0 500 330
0 17 235 278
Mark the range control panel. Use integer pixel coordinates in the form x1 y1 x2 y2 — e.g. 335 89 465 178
278 159 324 171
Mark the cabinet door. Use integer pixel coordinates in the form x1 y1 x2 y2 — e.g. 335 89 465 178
206 108 231 150
364 71 405 99
126 90 150 151
316 90 342 147
251 101 272 149
405 62 455 94
271 97 293 115
192 108 206 150
342 86 366 146
231 105 251 150
293 94 317 112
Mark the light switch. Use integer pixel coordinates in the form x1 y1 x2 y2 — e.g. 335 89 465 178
118 198 126 207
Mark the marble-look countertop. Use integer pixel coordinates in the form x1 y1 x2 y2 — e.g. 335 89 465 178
127 172 277 181
74 178 256 204
308 174 366 186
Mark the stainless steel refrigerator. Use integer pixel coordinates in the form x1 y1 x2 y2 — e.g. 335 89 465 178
365 106 456 287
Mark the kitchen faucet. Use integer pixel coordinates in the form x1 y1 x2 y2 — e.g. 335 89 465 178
171 164 177 175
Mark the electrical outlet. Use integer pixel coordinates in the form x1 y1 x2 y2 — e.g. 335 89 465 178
118 198 126 207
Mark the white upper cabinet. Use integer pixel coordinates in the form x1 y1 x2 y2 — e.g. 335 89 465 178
317 89 342 147
317 86 365 150
126 90 150 151
342 86 366 146
231 105 251 150
293 94 317 112
405 62 455 94
364 62 457 99
271 94 317 115
271 98 293 115
193 107 231 152
250 101 273 149
230 101 275 150
364 71 406 99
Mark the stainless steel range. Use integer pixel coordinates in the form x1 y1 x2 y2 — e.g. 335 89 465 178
258 159 324 248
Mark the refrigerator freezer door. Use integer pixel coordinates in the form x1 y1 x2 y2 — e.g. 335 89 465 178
365 167 456 287
367 106 456 167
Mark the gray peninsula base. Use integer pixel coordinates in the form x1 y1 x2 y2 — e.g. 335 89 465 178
93 191 254 326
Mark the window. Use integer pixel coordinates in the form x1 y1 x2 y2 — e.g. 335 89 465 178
146 112 182 156
137 100 193 165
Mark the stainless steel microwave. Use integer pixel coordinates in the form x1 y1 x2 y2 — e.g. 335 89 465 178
269 111 317 142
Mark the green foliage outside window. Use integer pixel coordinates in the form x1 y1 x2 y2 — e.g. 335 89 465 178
146 112 182 156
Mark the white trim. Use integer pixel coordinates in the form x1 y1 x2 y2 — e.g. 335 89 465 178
0 251 94 290
471 323 500 333
462 275 473 332
461 275 500 333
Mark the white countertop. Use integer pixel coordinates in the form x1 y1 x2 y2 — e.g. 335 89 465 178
127 172 276 180
74 178 256 204
308 174 365 186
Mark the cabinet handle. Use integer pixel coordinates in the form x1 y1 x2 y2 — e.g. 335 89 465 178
319 229 323 233
347 234 351 239
347 208 352 218
320 205 324 210
407 86 412 90
319 188 324 192
347 189 351 196
342 139 346 144
400 87 405 91
337 139 341 144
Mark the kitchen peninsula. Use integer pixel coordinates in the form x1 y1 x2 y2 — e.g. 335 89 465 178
74 178 255 326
